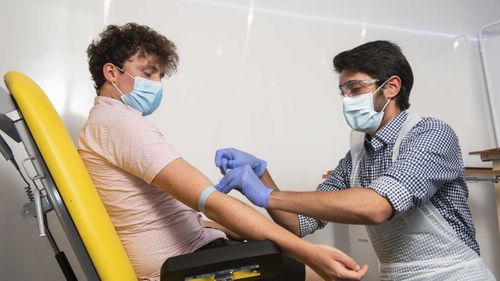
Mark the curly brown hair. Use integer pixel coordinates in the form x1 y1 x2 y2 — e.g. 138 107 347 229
87 23 179 93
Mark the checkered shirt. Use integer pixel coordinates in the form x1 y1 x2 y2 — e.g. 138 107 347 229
298 111 480 255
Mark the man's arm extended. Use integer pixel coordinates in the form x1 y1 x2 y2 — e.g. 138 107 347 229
268 187 393 225
213 147 389 232
151 158 368 280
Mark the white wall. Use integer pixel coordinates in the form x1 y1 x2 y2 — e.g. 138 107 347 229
477 21 500 278
480 24 500 146
1 1 500 280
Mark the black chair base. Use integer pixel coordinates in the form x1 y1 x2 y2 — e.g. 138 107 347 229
161 240 284 281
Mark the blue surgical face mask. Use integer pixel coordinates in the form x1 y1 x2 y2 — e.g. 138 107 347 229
342 83 390 134
112 67 163 116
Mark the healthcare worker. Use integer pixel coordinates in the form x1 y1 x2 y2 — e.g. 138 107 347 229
79 22 367 281
214 40 495 280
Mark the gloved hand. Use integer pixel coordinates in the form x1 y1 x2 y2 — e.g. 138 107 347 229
214 165 273 208
214 148 267 177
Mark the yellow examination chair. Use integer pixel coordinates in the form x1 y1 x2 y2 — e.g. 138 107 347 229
0 71 284 281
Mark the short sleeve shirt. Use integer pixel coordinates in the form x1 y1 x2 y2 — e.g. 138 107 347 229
78 96 225 280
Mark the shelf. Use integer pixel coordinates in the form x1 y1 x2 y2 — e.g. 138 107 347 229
469 147 500 161
465 168 500 175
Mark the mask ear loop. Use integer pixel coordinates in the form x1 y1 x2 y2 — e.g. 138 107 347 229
112 82 125 98
374 79 392 112
381 96 391 112
113 64 135 79
110 64 134 99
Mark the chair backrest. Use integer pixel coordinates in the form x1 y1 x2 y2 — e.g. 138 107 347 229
3 71 136 281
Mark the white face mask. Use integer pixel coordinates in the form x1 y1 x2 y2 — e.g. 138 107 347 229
342 83 390 134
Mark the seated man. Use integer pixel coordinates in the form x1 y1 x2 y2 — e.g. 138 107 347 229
79 23 367 281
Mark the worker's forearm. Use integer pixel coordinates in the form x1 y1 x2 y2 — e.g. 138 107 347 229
260 170 301 236
267 208 301 236
268 188 393 225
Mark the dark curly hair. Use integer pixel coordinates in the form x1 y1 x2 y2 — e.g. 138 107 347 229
333 40 413 111
87 23 179 93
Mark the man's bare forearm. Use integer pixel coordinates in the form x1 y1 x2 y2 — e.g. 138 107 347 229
260 170 301 236
268 187 393 225
152 159 312 260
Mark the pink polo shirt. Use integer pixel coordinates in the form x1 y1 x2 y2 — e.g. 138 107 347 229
78 96 225 281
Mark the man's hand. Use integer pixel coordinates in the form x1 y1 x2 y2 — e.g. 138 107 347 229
214 165 272 208
215 148 267 177
307 244 369 281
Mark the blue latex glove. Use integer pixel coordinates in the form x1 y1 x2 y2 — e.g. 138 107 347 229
214 148 267 177
214 165 273 208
